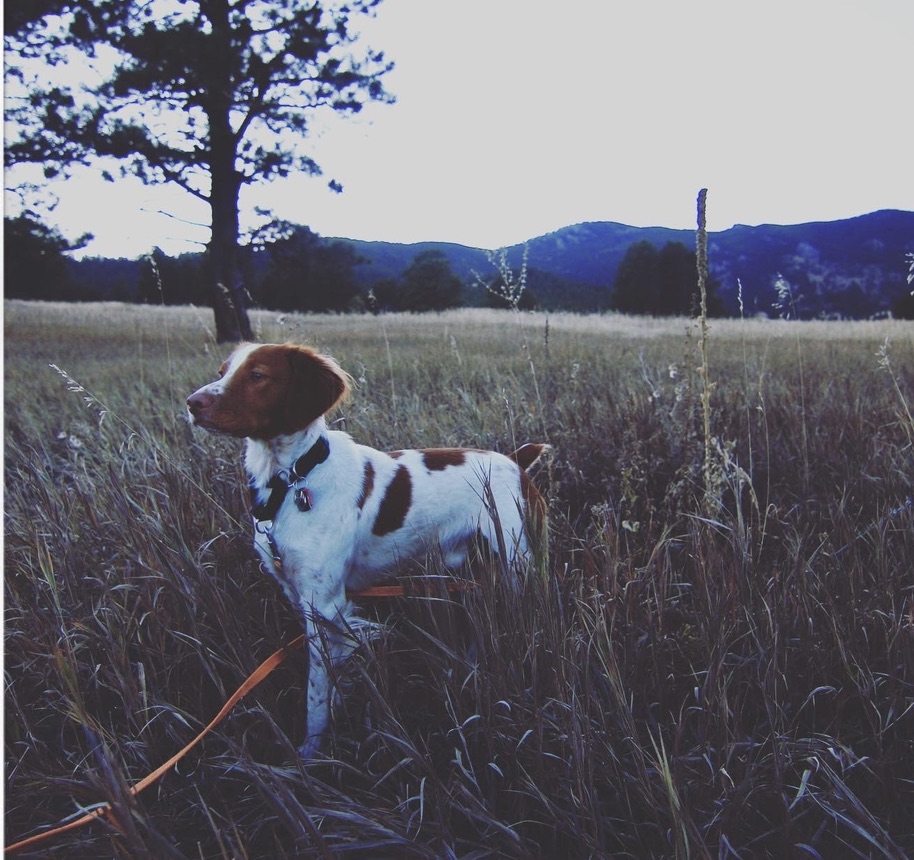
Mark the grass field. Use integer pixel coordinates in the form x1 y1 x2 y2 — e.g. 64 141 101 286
4 299 914 858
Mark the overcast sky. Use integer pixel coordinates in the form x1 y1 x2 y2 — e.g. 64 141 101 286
9 0 913 259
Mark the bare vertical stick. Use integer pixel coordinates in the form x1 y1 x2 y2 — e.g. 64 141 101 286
696 188 714 509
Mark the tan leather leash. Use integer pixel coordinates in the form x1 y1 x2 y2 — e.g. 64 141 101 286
353 578 479 599
5 578 476 854
5 632 306 855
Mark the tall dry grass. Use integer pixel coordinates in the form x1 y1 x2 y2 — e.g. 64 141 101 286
4 299 913 858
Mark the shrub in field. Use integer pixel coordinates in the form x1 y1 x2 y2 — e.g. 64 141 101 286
4 301 913 857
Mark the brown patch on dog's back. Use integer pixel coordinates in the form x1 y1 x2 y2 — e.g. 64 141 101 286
373 465 412 535
422 449 467 471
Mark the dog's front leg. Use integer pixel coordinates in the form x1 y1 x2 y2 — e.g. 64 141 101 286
298 597 356 758
300 612 333 757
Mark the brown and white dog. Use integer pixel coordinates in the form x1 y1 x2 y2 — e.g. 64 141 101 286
187 342 548 755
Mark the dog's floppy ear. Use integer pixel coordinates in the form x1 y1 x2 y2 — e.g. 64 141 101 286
283 345 351 432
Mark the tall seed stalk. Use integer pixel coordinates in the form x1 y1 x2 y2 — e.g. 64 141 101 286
696 188 714 511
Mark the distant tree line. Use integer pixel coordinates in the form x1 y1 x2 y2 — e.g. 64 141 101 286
4 216 370 311
12 212 908 318
2 215 591 313
4 214 92 301
0 215 742 317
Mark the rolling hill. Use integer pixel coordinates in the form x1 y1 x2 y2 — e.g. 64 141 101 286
340 209 914 317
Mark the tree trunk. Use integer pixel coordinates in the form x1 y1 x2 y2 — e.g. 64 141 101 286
205 0 253 344
209 169 253 343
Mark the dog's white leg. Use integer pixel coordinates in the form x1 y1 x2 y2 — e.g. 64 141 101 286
300 621 331 757
297 596 356 757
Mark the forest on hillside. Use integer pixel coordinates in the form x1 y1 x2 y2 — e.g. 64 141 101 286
6 210 913 319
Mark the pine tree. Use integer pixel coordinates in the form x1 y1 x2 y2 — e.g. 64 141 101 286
613 240 723 316
399 251 464 312
5 0 393 341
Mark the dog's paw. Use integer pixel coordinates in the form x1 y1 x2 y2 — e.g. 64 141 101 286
297 735 322 759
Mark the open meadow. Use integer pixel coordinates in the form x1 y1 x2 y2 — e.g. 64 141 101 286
4 299 914 858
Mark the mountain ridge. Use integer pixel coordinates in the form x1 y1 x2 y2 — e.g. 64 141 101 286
336 209 914 317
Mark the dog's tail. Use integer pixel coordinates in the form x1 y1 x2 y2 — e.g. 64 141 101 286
508 442 551 472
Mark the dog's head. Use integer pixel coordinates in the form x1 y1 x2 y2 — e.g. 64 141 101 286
186 342 350 439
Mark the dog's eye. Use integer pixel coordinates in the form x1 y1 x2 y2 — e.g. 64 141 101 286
250 371 266 382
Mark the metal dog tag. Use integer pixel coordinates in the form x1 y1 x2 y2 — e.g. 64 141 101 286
294 486 314 512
